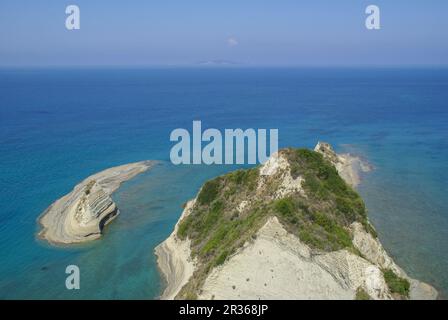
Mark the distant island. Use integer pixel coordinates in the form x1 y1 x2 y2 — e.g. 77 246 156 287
196 60 241 67
38 161 154 244
155 142 438 300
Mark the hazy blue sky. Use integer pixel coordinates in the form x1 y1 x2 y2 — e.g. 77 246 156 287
1 0 447 67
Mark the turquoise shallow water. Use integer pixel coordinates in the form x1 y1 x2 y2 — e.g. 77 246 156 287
0 68 447 299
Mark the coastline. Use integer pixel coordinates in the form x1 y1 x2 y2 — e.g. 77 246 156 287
38 160 154 245
1 68 446 300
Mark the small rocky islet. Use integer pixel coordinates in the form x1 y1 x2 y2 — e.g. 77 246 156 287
38 161 154 244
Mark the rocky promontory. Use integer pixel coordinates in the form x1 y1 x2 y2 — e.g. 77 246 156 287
156 143 437 300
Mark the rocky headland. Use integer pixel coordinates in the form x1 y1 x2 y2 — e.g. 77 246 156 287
155 143 437 300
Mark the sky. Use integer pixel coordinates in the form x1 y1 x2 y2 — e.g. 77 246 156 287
0 0 447 67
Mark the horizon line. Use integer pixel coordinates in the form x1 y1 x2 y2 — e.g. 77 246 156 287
1 64 448 69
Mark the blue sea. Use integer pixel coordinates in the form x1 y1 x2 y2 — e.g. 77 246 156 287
0 68 447 299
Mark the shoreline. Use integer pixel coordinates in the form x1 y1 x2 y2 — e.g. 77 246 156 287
37 160 155 245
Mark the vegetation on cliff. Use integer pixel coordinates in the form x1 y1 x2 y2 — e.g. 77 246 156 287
355 287 372 300
175 148 375 298
383 269 410 298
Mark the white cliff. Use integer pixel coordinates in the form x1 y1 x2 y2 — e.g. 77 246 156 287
156 143 437 300
155 200 196 299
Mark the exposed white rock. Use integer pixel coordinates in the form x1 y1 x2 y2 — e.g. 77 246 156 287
363 265 391 299
409 280 438 300
38 161 153 244
314 142 371 187
275 173 305 200
237 200 249 213
351 221 438 299
259 152 289 177
155 199 197 300
351 222 401 274
199 217 393 300
258 151 305 199
199 217 352 300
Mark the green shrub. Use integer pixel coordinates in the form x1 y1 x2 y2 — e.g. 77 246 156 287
201 201 223 233
215 250 229 266
355 287 371 300
177 218 191 239
274 198 296 215
230 168 257 183
184 292 198 300
312 212 352 249
197 178 221 205
383 269 410 298
303 174 322 196
274 198 300 224
298 227 324 250
330 225 352 248
201 224 229 255
313 212 334 230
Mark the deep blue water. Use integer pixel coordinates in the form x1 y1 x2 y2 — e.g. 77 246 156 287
0 68 447 299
